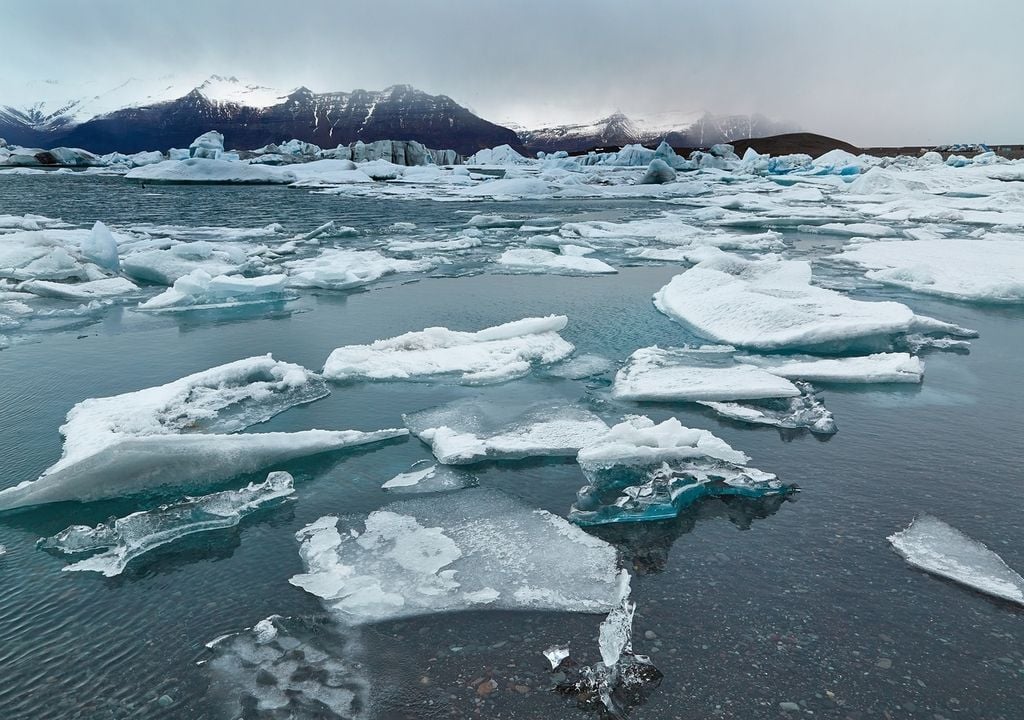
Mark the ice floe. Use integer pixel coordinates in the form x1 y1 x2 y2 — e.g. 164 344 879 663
404 400 610 464
834 237 1024 303
284 249 434 290
40 471 295 576
739 352 924 383
380 461 478 493
571 416 793 525
888 515 1024 605
497 248 617 274
322 315 574 384
290 489 627 624
137 270 290 310
0 355 406 510
653 250 920 352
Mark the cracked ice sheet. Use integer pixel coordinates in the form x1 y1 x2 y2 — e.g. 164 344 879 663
888 515 1024 606
322 315 574 385
0 355 406 510
41 471 295 576
653 248 920 353
404 399 610 465
290 488 627 624
612 345 801 402
833 237 1024 303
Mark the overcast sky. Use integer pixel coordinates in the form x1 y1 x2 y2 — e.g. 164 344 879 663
2 0 1021 145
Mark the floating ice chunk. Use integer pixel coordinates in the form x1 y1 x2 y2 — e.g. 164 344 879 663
0 355 406 510
0 544 6 556
79 221 120 271
122 242 248 285
900 334 971 353
653 250 917 352
138 270 289 310
289 489 626 624
189 131 225 160
405 400 610 465
798 222 893 238
571 416 792 525
497 248 617 274
811 149 866 175
127 159 294 184
612 346 801 402
203 615 368 720
639 158 676 185
0 214 71 233
834 237 1024 303
41 472 296 576
466 214 525 229
699 382 837 435
740 352 924 383
888 515 1024 605
467 145 530 165
381 462 478 493
323 315 574 385
19 276 139 300
546 354 614 379
544 644 571 669
387 236 481 253
285 249 434 290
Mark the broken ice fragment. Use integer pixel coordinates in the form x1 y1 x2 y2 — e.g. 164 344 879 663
284 249 433 290
381 462 478 493
497 248 617 275
888 515 1024 605
0 355 406 510
571 416 794 526
739 352 924 384
699 382 837 434
544 644 571 670
323 315 574 385
137 270 289 311
404 399 609 465
40 471 296 577
290 488 626 624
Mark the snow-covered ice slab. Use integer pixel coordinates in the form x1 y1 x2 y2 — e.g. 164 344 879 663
404 400 610 465
653 250 918 352
290 488 627 624
285 249 434 290
612 345 800 402
322 315 574 385
41 471 295 576
381 462 478 493
888 515 1024 605
834 237 1024 303
0 355 406 510
122 242 250 285
497 248 617 274
571 416 792 525
740 352 924 383
138 270 289 310
19 276 139 300
202 615 367 720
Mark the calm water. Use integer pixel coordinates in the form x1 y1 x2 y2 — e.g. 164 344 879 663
0 175 1022 720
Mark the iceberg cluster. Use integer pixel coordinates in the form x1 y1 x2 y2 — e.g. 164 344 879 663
323 316 575 385
290 489 627 624
40 471 296 576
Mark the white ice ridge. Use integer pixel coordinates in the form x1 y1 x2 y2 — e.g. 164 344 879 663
834 237 1024 303
497 248 617 274
612 345 801 402
0 355 407 510
322 315 575 385
404 400 610 465
289 488 628 624
41 471 296 577
739 352 924 384
888 515 1024 606
284 249 434 290
653 249 918 352
138 270 289 310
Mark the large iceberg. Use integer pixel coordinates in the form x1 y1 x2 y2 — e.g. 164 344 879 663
834 237 1024 303
322 315 574 384
138 270 290 310
0 355 406 510
653 250 919 352
285 249 433 290
40 472 296 576
888 515 1024 605
612 345 801 402
290 489 627 624
570 416 793 525
189 131 225 160
404 400 609 464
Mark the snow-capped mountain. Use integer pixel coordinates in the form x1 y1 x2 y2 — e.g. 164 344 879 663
0 76 519 154
519 111 798 154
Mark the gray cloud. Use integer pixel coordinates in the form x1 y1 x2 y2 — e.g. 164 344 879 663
2 0 1020 145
